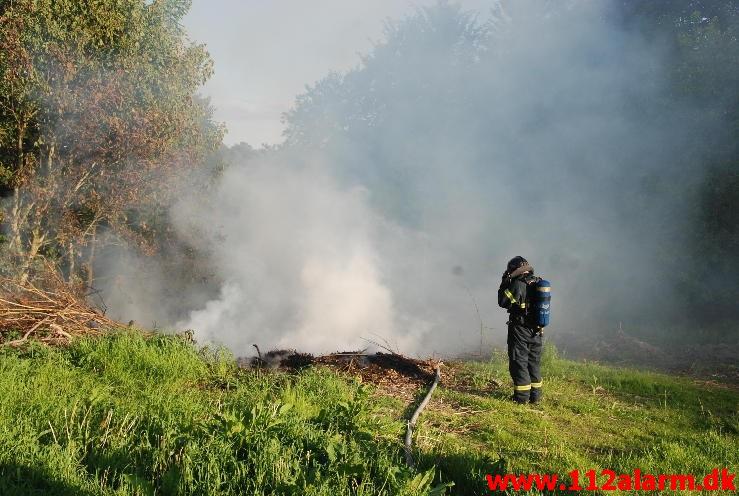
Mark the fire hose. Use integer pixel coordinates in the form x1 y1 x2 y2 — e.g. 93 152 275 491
404 363 441 468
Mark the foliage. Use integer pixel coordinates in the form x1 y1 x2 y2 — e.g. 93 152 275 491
0 0 223 282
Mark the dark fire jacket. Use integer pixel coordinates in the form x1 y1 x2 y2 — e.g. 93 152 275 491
498 273 530 319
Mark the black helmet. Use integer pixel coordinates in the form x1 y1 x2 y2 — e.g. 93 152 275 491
506 256 529 273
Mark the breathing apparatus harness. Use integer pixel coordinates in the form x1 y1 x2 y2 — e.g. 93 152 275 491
502 258 551 332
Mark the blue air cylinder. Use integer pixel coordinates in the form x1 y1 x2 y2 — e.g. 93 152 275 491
530 279 551 327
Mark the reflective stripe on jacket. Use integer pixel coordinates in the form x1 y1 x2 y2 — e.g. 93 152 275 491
498 275 528 314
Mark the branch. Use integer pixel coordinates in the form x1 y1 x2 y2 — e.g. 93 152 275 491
72 162 97 194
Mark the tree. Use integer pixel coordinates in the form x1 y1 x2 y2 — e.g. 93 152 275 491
618 0 739 323
0 0 223 283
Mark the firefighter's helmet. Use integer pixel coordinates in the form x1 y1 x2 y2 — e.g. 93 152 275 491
506 256 529 273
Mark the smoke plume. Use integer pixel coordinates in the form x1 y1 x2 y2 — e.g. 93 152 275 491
104 0 724 355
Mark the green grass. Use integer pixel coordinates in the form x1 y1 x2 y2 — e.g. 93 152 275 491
415 346 738 494
0 334 736 495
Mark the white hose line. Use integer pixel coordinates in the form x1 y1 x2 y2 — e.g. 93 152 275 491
404 364 441 468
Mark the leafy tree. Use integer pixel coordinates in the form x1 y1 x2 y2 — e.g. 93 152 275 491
283 1 486 224
618 0 739 322
0 0 223 283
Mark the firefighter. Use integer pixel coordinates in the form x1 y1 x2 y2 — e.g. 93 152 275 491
498 256 543 404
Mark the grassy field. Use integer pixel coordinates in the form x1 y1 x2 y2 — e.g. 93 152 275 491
0 332 736 495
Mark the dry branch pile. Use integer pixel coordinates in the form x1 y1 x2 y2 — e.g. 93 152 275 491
0 276 117 347
240 349 441 401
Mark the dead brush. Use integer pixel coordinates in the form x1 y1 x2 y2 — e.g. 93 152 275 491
0 272 118 347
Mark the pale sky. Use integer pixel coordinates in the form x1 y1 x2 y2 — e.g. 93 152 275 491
184 1 493 146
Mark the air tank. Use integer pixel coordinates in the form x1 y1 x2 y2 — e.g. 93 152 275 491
530 279 551 327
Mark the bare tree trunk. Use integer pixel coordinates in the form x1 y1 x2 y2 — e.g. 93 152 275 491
8 188 23 254
16 119 25 172
19 228 44 284
45 142 55 175
9 120 27 256
86 226 97 289
67 241 75 284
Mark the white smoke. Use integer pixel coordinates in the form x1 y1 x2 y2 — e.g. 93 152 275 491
104 0 710 356
173 160 430 353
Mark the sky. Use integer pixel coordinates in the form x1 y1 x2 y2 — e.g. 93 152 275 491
184 0 492 146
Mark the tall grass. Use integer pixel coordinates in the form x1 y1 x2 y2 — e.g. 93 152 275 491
0 333 444 495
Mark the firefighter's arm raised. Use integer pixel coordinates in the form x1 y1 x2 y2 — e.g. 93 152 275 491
498 278 526 311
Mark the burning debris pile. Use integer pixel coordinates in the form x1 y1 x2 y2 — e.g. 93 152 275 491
240 348 441 398
0 276 117 347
